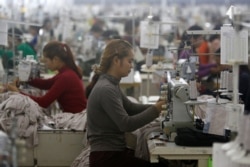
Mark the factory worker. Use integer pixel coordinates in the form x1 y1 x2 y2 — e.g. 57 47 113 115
178 25 204 60
7 41 87 114
0 27 37 71
86 39 166 167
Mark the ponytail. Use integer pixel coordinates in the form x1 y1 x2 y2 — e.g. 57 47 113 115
63 44 82 78
43 41 82 79
85 39 132 98
85 73 100 98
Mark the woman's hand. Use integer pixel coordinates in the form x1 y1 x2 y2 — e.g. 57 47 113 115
154 100 167 112
7 83 20 92
13 77 20 87
6 78 20 93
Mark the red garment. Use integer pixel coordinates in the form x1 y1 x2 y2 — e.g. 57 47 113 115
21 66 87 113
198 41 210 65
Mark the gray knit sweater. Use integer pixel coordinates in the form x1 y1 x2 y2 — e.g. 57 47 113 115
87 74 159 152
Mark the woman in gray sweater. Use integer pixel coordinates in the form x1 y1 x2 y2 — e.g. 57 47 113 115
86 39 166 167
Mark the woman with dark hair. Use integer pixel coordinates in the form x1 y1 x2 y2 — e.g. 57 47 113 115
86 39 166 167
178 25 204 59
7 41 87 114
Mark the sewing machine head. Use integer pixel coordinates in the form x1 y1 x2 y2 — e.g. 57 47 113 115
176 58 197 81
161 71 195 140
18 56 39 82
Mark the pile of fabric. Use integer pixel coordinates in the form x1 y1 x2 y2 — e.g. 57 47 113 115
0 92 46 147
0 92 88 148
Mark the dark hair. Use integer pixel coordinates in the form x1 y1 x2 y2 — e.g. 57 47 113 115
8 27 23 41
186 25 203 40
215 48 220 55
102 30 120 40
213 48 221 58
208 24 222 42
90 24 103 33
43 41 82 78
208 34 220 42
178 25 203 56
124 19 139 34
29 25 40 33
86 39 132 97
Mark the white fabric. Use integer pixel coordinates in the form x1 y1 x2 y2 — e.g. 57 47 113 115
0 93 46 147
194 95 214 119
206 100 228 136
0 91 88 153
51 111 87 131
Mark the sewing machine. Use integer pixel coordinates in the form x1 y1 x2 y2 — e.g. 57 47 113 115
176 58 197 81
17 56 40 82
161 71 195 141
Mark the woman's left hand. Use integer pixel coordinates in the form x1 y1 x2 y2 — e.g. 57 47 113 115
6 83 20 93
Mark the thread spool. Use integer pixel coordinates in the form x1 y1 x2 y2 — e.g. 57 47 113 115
227 71 233 92
220 71 226 90
189 79 198 100
160 95 167 100
160 84 168 90
224 70 229 90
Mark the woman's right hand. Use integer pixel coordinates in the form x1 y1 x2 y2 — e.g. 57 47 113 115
13 77 20 87
6 83 20 93
154 100 167 112
5 77 21 93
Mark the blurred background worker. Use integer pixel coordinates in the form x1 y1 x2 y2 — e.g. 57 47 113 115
0 27 37 72
7 41 87 114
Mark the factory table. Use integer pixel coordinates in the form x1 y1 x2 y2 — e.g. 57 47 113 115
148 139 212 167
18 130 86 167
